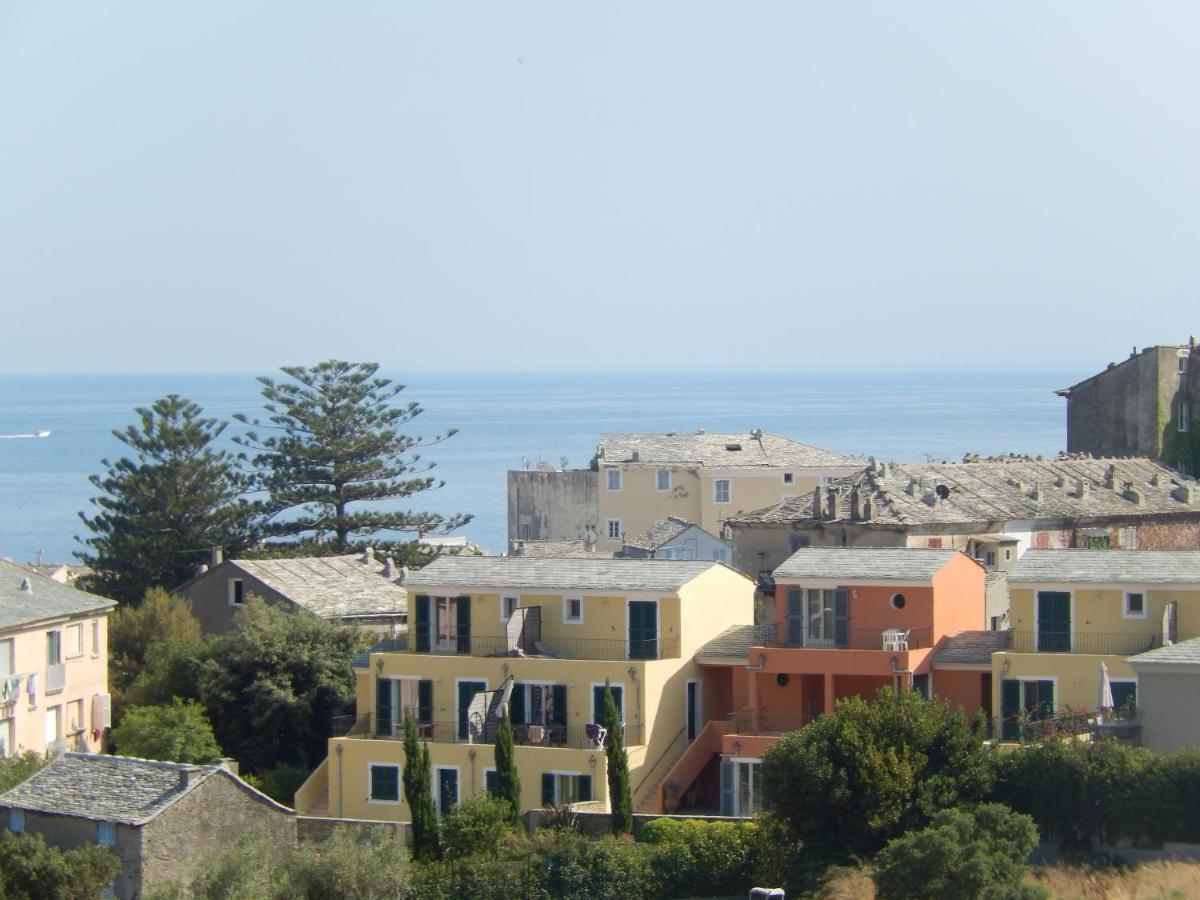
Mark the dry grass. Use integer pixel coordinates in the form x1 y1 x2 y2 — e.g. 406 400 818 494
1031 860 1200 899
815 865 876 899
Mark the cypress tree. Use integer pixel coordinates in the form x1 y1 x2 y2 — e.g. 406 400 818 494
402 712 440 861
493 710 522 826
603 680 633 834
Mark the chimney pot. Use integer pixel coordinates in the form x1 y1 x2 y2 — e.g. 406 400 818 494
18 578 31 593
362 547 375 564
210 547 223 566
384 557 396 579
195 563 209 576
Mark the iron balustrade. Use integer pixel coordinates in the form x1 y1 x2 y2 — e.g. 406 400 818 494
330 712 642 748
363 634 680 661
727 707 816 735
745 623 934 652
1008 631 1161 655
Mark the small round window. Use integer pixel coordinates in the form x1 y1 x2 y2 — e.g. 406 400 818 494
776 673 791 687
890 593 907 610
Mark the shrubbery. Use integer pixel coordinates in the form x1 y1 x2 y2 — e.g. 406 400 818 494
439 795 516 860
0 830 120 900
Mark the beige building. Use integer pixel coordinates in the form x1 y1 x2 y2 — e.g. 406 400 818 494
1128 637 1200 752
595 431 862 554
0 561 114 757
175 549 408 637
294 556 756 821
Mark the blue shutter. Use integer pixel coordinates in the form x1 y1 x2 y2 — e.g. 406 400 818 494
541 773 555 807
719 760 734 817
414 596 431 652
375 678 392 736
787 588 803 646
833 588 850 648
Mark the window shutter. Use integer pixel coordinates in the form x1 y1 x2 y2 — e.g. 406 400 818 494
511 684 526 724
541 773 555 807
1000 679 1020 741
833 588 850 648
418 680 434 725
1037 680 1055 718
456 596 471 654
577 775 592 802
485 770 498 796
414 596 431 653
375 678 393 737
551 685 568 726
787 587 803 646
719 760 734 817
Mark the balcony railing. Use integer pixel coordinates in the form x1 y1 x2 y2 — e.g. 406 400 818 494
330 713 643 748
45 664 65 693
1007 631 1160 655
369 634 680 661
746 623 934 652
727 707 817 736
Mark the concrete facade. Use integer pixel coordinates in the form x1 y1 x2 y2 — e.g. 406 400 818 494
507 468 599 546
1128 669 1200 752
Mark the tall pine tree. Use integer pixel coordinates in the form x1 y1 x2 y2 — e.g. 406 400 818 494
493 709 522 826
78 395 253 604
233 360 471 550
603 680 632 834
403 711 441 861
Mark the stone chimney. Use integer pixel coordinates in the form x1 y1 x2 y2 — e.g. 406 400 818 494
850 487 861 521
826 488 840 520
1076 479 1089 499
1125 488 1143 505
195 563 209 577
178 766 203 790
813 487 823 519
18 578 31 594
584 526 598 553
362 546 375 565
1030 482 1041 501
1105 465 1117 489
905 479 917 496
1150 474 1160 487
210 547 223 566
383 557 397 580
862 500 873 520
1174 484 1194 505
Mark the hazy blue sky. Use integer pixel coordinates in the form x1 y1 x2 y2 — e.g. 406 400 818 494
2 4 1197 373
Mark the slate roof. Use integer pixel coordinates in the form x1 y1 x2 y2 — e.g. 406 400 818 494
225 555 408 620
695 624 773 660
0 754 224 825
933 630 1011 666
1128 636 1200 667
1008 549 1200 585
408 556 725 593
0 560 114 631
597 432 861 469
623 517 707 551
727 455 1198 528
510 539 610 559
773 547 962 582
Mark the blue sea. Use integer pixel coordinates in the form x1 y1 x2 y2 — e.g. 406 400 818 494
0 369 1080 564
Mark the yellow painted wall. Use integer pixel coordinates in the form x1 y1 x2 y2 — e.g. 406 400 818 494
991 651 1138 716
1008 586 1200 639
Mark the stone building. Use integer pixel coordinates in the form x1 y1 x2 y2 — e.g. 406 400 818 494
0 753 294 899
1058 340 1199 476
175 549 408 637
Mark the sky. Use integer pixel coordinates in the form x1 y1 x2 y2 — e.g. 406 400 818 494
1 3 1198 374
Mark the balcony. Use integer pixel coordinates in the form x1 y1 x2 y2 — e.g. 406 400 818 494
745 623 934 652
727 707 816 736
1007 631 1160 655
366 634 680 662
330 713 643 749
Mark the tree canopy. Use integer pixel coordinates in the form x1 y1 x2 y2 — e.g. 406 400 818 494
109 587 202 696
77 394 254 604
110 699 222 765
234 360 471 549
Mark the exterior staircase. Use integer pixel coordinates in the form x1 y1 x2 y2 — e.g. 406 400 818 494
301 789 330 817
636 720 730 814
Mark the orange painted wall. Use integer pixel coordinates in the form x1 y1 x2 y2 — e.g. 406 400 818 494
934 670 990 719
930 554 987 640
835 674 891 702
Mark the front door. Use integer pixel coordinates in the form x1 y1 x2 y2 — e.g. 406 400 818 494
457 680 486 740
1037 591 1071 652
686 680 702 741
436 768 459 817
628 601 658 659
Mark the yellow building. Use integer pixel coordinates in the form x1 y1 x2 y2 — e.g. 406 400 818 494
295 556 755 821
595 432 863 555
992 549 1200 739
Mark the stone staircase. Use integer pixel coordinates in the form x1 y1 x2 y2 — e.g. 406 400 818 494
301 790 330 817
635 742 691 813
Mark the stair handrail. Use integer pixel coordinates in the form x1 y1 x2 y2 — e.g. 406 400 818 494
633 725 687 799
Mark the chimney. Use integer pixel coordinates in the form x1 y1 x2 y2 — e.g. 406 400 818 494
362 547 375 565
384 557 397 580
1054 475 1065 488
813 486 823 519
18 578 31 594
210 547 223 567
905 479 917 496
1125 488 1142 505
850 487 861 521
1030 482 1041 501
584 526 598 553
1105 465 1117 489
1076 479 1089 499
1150 474 1160 487
631 451 640 462
826 488 839 520
195 563 209 577
1174 485 1194 505
862 499 873 520
178 766 203 790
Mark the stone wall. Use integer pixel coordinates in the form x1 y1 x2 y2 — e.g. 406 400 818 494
1065 347 1177 460
521 808 743 837
12 809 141 899
296 814 409 845
507 469 598 545
140 772 295 897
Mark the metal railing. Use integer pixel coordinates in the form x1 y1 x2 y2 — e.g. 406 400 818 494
996 710 1142 744
1007 631 1160 655
745 623 934 652
374 634 680 661
727 707 817 736
330 712 643 748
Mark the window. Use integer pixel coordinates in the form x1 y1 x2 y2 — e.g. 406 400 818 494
789 535 811 552
711 547 730 563
369 764 401 802
484 768 499 797
66 624 83 659
1180 401 1191 433
8 809 23 833
564 597 583 624
890 593 906 610
1111 680 1137 714
45 705 61 748
0 719 13 758
823 476 836 485
501 596 519 622
1005 549 1012 561
606 468 621 491
721 759 765 817
97 822 116 846
1181 355 1189 374
67 700 84 734
435 767 460 816
1124 591 1146 619
714 479 731 504
1035 532 1050 549
782 472 794 485
1085 534 1111 550
656 469 671 491
805 589 837 645
91 620 100 656
0 639 12 678
926 537 943 549
986 551 997 567
229 578 245 606
606 519 621 541
512 682 565 728
433 597 459 652
541 772 591 806
46 631 61 666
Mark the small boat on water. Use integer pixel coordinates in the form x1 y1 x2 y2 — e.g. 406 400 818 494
36 430 51 438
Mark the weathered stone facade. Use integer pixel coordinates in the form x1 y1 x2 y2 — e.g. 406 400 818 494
507 468 599 546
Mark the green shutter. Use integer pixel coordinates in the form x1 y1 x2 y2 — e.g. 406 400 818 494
456 596 471 654
1036 680 1055 718
414 596 431 652
418 680 433 725
511 684 526 725
787 587 803 645
541 773 555 807
485 770 498 797
551 685 568 727
376 678 393 736
577 775 591 802
1001 679 1020 741
833 588 850 648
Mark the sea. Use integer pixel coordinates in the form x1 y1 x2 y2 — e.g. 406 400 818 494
0 369 1081 565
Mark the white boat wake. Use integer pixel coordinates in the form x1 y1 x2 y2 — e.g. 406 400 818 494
0 430 51 440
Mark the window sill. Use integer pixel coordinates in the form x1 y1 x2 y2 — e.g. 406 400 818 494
45 689 64 696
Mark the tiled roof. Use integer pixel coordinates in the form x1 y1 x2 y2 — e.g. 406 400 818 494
0 561 114 630
623 517 695 551
510 540 610 559
773 547 962 582
227 555 408 619
597 432 861 469
1128 636 1200 666
695 624 771 660
0 754 223 825
933 630 1011 666
1008 549 1200 585
408 556 726 593
727 456 1198 527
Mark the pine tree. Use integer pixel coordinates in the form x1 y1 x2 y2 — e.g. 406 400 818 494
78 395 254 604
403 711 441 861
603 680 632 834
233 360 471 549
493 709 522 826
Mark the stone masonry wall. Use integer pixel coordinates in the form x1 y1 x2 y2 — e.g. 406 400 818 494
507 469 598 545
11 809 140 899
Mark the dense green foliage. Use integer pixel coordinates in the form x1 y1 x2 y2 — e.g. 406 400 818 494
109 588 202 697
762 688 994 856
233 360 471 548
0 752 48 794
639 818 763 898
874 804 1041 900
78 394 254 604
492 710 521 826
255 762 315 806
601 681 632 835
110 698 222 764
403 713 441 862
0 830 120 900
440 795 516 861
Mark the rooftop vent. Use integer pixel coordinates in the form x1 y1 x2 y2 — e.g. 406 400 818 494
18 578 31 593
725 443 742 452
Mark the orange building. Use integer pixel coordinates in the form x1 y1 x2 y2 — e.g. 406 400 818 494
650 548 991 816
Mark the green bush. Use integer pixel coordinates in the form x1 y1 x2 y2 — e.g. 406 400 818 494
874 804 1039 900
0 830 121 900
110 698 222 764
440 794 517 860
539 831 658 900
280 828 409 899
257 762 313 806
643 819 760 899
636 817 684 845
0 751 48 794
